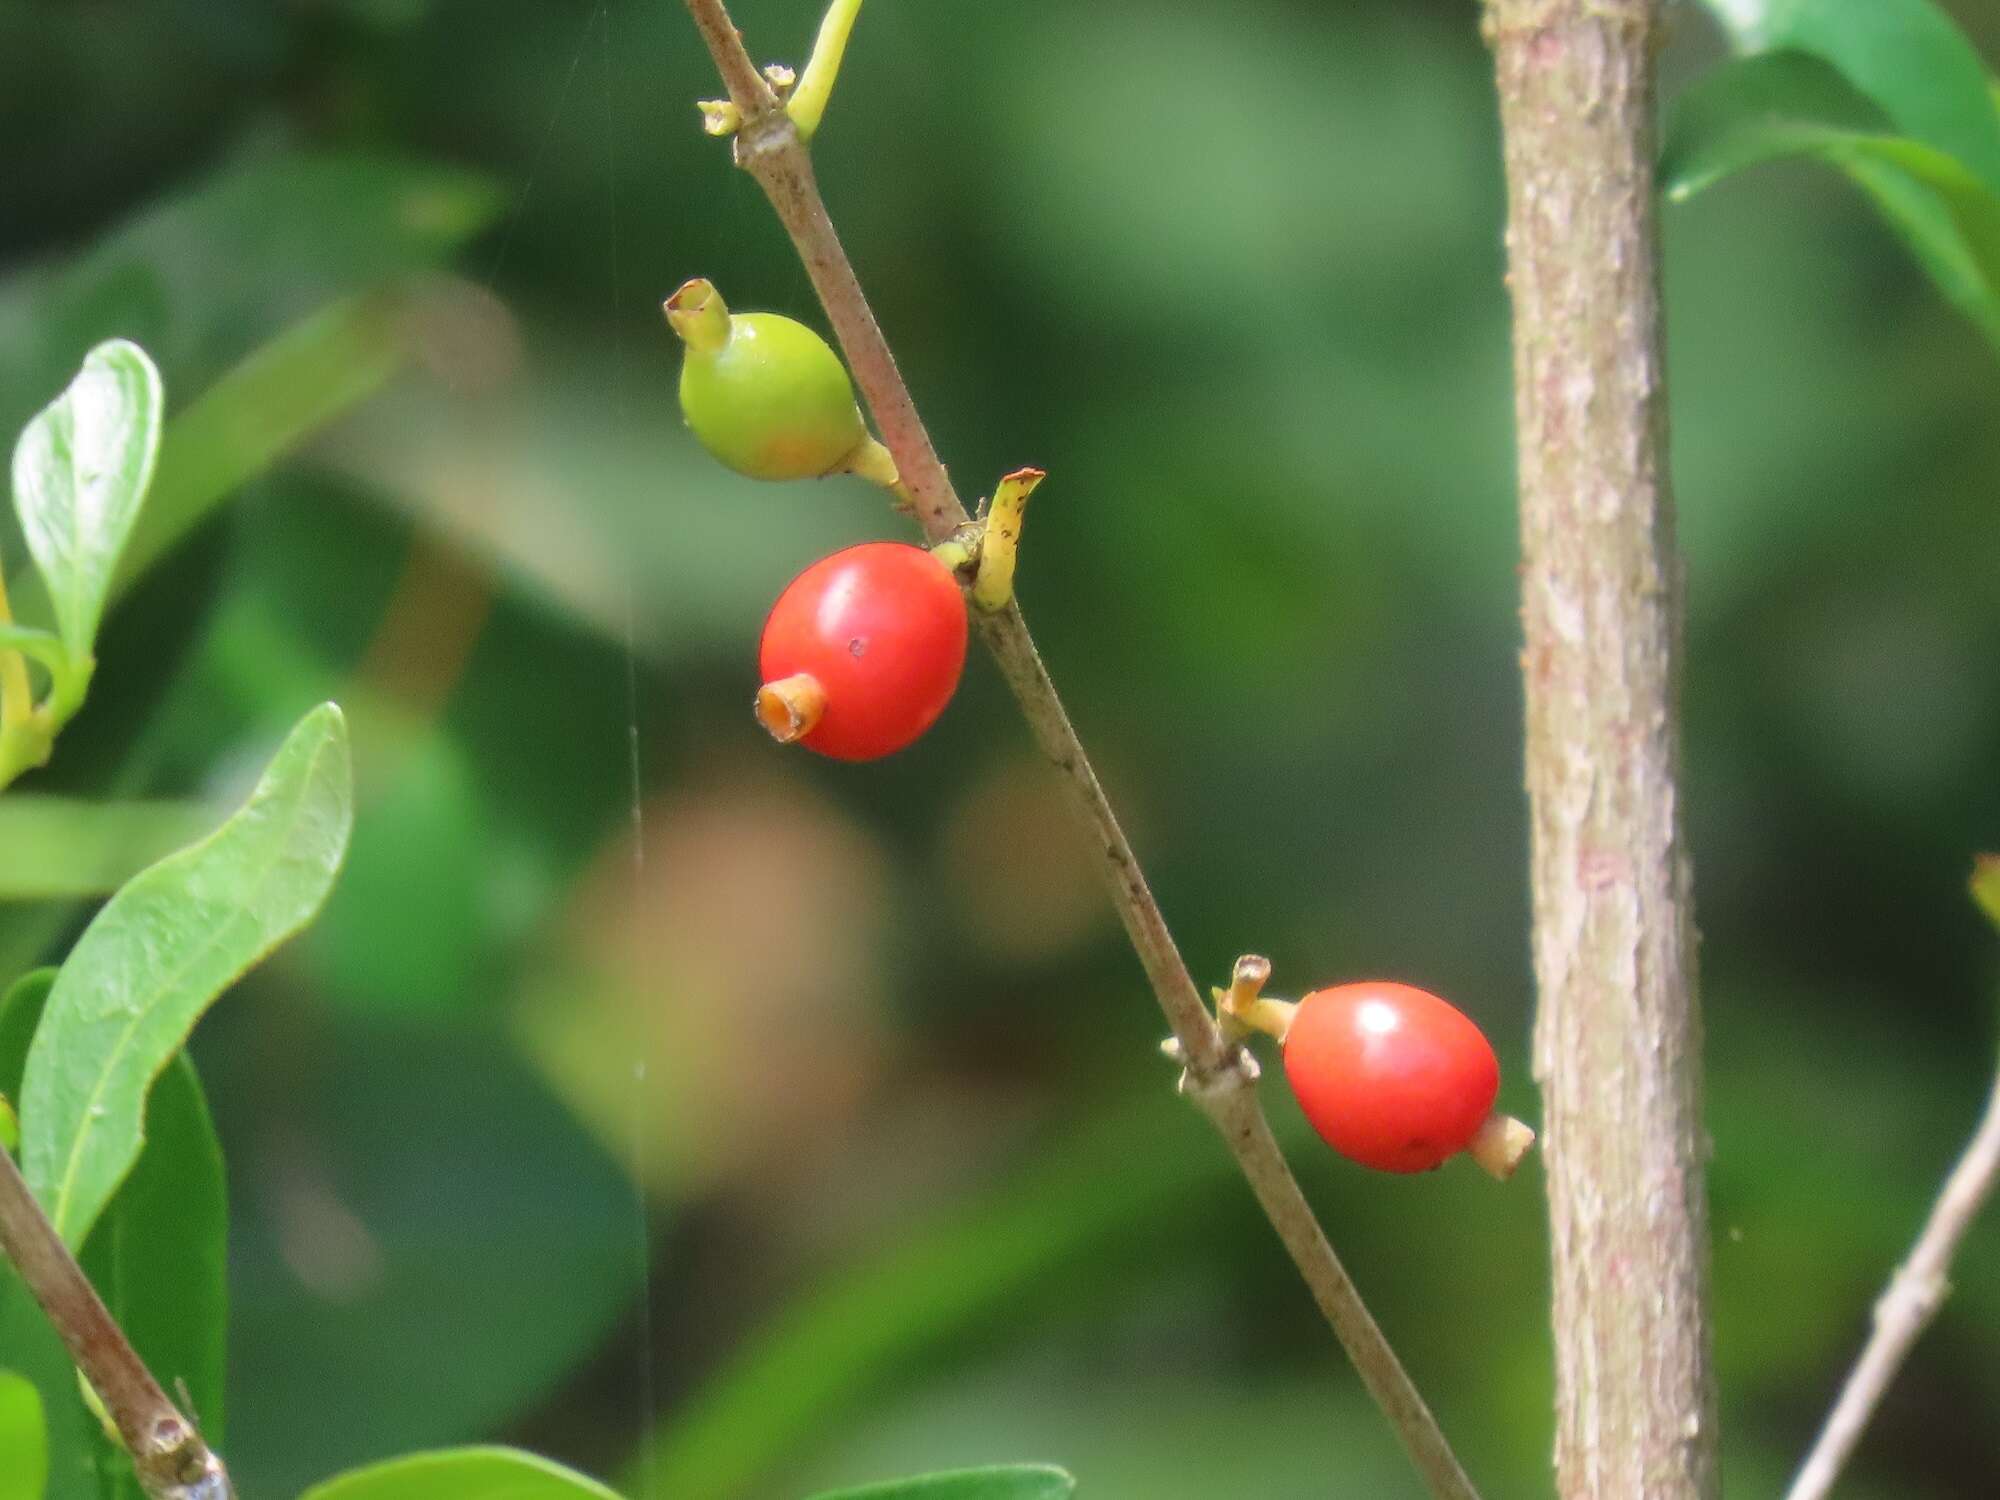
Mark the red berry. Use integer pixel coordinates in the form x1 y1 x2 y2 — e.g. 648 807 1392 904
1283 981 1506 1175
756 542 968 761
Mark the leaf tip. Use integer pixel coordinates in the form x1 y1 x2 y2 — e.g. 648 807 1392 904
85 336 162 378
307 699 350 736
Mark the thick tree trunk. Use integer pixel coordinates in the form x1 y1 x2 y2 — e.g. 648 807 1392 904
1487 4 1719 1496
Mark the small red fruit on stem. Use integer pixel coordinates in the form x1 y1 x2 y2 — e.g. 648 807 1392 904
756 542 968 761
1281 980 1532 1178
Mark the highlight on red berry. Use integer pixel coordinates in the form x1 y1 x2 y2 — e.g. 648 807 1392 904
756 541 969 761
1281 981 1533 1179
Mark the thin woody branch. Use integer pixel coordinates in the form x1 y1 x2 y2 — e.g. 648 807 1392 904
0 1141 230 1499
677 4 1484 1497
1785 1057 2000 1500
686 0 777 118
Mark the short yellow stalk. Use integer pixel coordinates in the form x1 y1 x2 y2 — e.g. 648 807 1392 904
787 0 865 140
970 467 1045 614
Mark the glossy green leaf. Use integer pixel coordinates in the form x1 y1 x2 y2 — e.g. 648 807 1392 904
19 703 353 1246
803 1467 1075 1500
1 151 505 650
0 298 418 699
0 974 224 1500
9 341 163 659
298 1447 622 1500
0 1371 47 1500
0 799 217 902
1662 52 2000 351
80 1053 228 1453
1700 0 2000 192
1973 855 2000 932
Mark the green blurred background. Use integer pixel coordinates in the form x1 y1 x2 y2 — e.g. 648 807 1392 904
3 0 1999 1495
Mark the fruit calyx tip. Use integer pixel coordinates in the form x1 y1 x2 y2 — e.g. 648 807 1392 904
666 277 730 353
1467 1112 1537 1181
756 672 826 744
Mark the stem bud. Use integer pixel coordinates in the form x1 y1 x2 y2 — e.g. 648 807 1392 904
1213 953 1298 1042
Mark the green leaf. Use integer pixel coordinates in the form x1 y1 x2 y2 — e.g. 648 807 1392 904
0 1371 47 1500
0 973 225 1500
0 800 217 902
0 973 226 1500
0 151 503 441
1700 0 2000 193
115 294 410 599
0 973 97 1499
298 1447 622 1500
1662 52 2000 351
79 1054 228 1453
1661 52 1894 198
9 341 163 660
0 971 53 1085
1838 147 2000 352
0 627 72 688
1 151 507 654
0 973 52 1167
19 703 353 1246
1973 855 2000 932
0 299 415 709
803 1467 1075 1500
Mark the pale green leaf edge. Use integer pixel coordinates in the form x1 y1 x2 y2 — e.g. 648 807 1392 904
298 1446 623 1500
9 340 163 658
1662 65 2000 351
1697 0 2000 193
19 703 353 1246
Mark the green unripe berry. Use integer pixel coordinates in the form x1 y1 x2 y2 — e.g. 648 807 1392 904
666 278 896 486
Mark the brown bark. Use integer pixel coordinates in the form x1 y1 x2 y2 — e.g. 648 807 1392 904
1487 2 1719 1496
